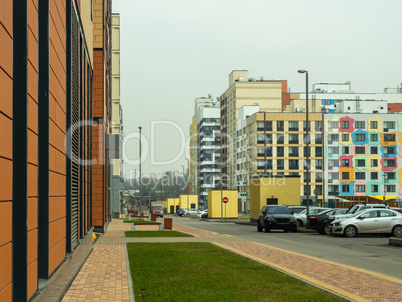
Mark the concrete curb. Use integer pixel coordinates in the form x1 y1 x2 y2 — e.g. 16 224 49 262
389 237 402 247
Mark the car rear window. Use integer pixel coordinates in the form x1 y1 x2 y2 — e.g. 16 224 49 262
267 207 290 214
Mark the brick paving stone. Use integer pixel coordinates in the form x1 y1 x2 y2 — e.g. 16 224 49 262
215 241 402 302
61 243 129 302
173 224 230 237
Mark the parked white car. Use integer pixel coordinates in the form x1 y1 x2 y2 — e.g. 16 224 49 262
329 209 402 237
294 207 331 227
197 209 208 218
183 208 199 216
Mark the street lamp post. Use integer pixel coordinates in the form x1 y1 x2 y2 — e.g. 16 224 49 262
298 70 310 216
138 126 142 213
181 165 187 208
185 158 190 209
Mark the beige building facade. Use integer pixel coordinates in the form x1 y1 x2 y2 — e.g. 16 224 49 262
220 70 290 198
110 13 121 218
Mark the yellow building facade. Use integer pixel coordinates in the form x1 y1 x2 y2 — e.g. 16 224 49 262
208 190 238 219
166 198 180 214
179 195 198 209
250 176 301 220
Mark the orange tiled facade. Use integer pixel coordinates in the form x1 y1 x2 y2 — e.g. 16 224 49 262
0 0 113 301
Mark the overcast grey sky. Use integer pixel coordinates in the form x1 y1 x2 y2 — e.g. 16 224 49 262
112 0 402 178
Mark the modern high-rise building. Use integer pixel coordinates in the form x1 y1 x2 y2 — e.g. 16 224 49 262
0 1 113 301
197 106 221 208
189 96 220 209
220 70 290 195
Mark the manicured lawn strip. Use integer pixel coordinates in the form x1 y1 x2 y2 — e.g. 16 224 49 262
127 243 346 302
123 220 159 224
125 231 193 238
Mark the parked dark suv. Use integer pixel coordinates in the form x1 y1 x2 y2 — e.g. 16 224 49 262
257 205 297 233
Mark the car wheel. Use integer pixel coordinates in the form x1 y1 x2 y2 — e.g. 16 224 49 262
264 222 270 233
392 225 402 237
323 223 331 235
318 229 325 235
257 221 263 232
283 229 289 232
297 220 303 227
290 228 297 233
344 225 357 238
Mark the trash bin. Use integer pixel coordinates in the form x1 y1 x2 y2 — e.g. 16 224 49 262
164 218 173 230
151 213 157 221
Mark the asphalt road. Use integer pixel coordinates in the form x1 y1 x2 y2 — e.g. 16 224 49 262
171 215 402 280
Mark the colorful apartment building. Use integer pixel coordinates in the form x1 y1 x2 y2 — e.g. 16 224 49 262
324 113 402 205
0 1 113 301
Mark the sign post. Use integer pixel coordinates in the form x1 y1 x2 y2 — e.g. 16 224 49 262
222 197 229 220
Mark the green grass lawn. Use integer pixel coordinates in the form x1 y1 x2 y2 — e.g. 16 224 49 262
125 231 193 238
127 243 346 301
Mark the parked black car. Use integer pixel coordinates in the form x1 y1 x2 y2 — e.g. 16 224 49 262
177 208 187 217
306 208 347 235
257 205 297 233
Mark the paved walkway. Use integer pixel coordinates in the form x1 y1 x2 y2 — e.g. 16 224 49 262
61 219 402 302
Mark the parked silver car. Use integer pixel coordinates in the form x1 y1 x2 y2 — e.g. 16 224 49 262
183 208 199 216
329 209 402 237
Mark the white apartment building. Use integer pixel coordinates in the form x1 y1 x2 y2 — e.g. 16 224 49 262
236 105 260 211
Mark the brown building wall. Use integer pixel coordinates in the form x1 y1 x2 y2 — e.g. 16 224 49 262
0 0 13 300
92 122 105 227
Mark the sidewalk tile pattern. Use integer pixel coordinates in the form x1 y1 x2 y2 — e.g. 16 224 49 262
61 243 129 302
173 224 229 237
216 242 402 302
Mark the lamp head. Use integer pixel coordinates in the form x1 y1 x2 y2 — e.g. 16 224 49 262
298 70 307 74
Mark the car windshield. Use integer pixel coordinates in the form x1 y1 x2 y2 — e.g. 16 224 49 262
153 206 163 210
267 207 290 214
298 209 307 215
347 205 361 214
